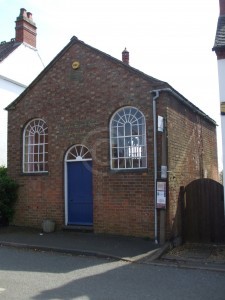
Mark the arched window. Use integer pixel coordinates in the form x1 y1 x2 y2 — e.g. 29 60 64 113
23 119 48 173
110 106 147 170
65 144 92 161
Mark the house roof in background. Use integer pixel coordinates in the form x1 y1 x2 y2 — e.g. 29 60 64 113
213 15 225 50
0 39 20 62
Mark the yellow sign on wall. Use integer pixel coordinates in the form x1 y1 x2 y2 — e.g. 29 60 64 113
221 102 225 115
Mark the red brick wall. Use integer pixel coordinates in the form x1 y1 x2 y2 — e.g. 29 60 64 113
164 94 218 239
7 41 218 239
7 42 158 237
15 19 36 48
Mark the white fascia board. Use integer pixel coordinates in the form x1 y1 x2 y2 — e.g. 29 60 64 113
0 74 27 88
218 59 225 102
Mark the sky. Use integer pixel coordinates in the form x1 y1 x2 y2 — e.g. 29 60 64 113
0 0 222 168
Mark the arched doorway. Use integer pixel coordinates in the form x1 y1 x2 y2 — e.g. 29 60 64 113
64 145 93 226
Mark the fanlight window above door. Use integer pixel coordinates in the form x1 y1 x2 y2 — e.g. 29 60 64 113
65 145 92 161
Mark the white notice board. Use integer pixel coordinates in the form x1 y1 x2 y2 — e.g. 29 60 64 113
157 181 166 209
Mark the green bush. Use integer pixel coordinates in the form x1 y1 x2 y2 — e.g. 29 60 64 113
0 166 19 224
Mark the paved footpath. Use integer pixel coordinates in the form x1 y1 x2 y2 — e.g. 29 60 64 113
0 226 163 262
0 226 225 272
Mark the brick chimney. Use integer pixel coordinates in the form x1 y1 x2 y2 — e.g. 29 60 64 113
122 48 129 65
220 0 225 15
15 8 37 48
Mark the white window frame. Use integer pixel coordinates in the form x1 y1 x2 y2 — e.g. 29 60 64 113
65 144 92 162
64 144 92 225
110 106 147 170
23 118 48 173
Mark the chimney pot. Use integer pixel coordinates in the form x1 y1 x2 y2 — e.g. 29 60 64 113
27 12 33 20
220 0 225 15
122 48 129 65
19 8 27 18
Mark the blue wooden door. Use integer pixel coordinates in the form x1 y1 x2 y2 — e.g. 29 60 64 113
67 161 93 225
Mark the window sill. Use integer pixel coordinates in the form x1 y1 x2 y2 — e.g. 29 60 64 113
21 172 49 176
109 168 148 174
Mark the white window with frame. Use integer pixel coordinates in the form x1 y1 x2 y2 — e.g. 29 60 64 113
23 119 48 173
110 106 147 170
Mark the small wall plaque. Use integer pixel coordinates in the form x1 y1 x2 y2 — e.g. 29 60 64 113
72 61 80 70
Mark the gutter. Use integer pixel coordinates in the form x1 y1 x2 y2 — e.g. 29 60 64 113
0 74 27 88
151 89 160 244
166 87 216 125
151 88 174 244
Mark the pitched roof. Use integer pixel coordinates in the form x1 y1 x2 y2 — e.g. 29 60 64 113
5 36 216 125
5 36 166 108
0 39 20 62
213 15 225 50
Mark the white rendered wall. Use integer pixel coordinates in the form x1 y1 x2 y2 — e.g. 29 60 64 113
0 77 25 166
218 59 225 102
218 59 225 197
0 43 44 86
0 43 44 166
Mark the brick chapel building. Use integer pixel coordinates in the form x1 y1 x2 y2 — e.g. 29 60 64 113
6 36 219 242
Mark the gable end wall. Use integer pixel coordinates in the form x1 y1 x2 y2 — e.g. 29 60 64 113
7 42 159 237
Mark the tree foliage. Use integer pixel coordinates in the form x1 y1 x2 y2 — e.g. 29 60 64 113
0 166 19 223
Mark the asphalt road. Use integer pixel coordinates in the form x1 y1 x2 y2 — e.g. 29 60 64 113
0 246 225 300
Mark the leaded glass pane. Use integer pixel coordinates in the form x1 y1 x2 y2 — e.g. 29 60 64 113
118 138 124 147
125 122 131 136
118 126 124 137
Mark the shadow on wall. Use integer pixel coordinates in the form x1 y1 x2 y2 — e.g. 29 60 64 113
168 187 184 247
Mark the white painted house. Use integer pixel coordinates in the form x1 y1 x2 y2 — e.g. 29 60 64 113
0 8 44 165
213 0 225 191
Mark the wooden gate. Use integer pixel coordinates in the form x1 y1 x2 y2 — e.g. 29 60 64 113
182 179 225 243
